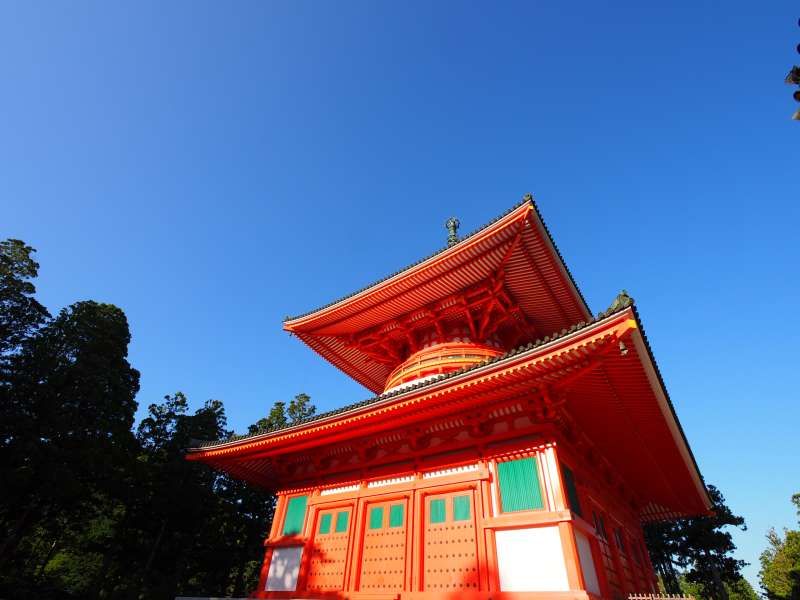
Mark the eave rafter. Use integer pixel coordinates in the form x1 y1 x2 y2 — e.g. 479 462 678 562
494 215 525 280
553 404 646 518
342 277 538 374
337 221 527 354
517 225 571 324
265 393 554 486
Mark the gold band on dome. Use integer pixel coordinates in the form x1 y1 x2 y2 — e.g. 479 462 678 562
384 341 503 392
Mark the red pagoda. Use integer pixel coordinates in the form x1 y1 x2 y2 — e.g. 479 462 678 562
186 196 711 600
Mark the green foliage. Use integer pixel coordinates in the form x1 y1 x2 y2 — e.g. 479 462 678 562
650 522 684 593
287 392 315 423
247 393 316 434
0 238 49 358
249 400 287 433
645 485 748 600
726 577 761 600
0 297 141 597
759 493 800 600
678 575 759 600
0 238 314 599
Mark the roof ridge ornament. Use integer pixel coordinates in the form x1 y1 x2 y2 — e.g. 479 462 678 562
445 217 460 247
608 290 634 313
522 192 534 203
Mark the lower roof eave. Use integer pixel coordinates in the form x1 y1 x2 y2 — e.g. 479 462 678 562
187 303 710 518
186 306 638 458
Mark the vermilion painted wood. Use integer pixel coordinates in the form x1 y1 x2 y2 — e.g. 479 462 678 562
357 498 407 593
250 443 660 599
186 202 710 599
384 342 503 392
421 488 480 592
189 310 707 521
243 410 695 599
283 202 591 393
306 504 354 592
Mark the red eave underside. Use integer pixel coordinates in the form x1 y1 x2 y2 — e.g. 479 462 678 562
284 202 591 393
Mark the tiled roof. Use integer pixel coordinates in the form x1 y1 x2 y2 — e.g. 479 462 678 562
188 291 634 451
283 195 591 323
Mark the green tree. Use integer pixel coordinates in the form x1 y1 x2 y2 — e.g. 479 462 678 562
679 574 759 600
0 301 140 598
0 238 317 599
726 577 761 600
759 494 800 600
648 520 684 593
128 393 234 599
249 400 287 433
679 486 748 600
0 239 49 358
248 392 315 434
287 392 315 423
645 485 747 600
126 392 314 599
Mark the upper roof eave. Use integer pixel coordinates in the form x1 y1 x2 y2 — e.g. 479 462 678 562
283 196 592 330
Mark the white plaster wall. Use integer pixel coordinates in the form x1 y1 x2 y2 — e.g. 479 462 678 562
575 530 601 596
265 546 303 591
495 526 570 591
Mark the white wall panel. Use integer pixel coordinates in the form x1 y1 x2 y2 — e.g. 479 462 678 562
495 526 569 591
265 546 303 591
575 530 601 596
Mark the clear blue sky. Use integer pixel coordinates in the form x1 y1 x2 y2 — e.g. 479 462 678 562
2 0 798 590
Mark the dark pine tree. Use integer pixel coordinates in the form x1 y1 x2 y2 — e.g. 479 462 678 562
645 485 747 600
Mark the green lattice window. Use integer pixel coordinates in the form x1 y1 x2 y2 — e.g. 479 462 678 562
369 506 384 529
318 513 332 534
389 504 404 528
497 457 544 512
453 495 471 521
429 498 446 523
335 511 349 533
282 495 308 535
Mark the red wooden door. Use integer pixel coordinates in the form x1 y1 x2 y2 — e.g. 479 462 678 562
358 499 408 593
421 490 480 592
306 507 352 592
